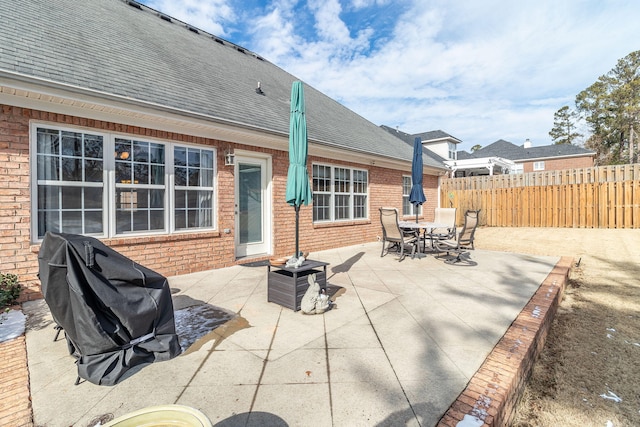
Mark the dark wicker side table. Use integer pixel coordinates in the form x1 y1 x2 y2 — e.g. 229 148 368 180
267 259 328 311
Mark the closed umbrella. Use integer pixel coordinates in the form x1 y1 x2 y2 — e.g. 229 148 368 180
285 81 313 260
409 137 426 222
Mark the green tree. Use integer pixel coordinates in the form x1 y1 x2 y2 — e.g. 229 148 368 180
549 105 582 145
470 144 482 152
575 50 640 164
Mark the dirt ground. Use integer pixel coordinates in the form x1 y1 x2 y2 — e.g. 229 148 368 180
474 227 640 427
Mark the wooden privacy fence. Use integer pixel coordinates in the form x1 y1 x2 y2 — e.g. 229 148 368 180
440 164 640 228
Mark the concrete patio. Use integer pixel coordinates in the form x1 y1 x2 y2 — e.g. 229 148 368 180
23 242 561 426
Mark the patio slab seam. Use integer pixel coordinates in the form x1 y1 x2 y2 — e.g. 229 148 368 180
435 256 573 427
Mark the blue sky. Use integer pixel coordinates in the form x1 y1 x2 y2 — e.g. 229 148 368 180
138 0 640 152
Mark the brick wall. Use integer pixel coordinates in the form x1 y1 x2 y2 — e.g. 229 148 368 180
0 104 439 300
0 106 35 300
521 155 594 173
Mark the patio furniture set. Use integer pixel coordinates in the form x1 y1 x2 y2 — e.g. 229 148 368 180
379 207 480 262
265 207 480 312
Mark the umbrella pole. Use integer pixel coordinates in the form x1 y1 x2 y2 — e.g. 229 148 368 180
295 204 300 258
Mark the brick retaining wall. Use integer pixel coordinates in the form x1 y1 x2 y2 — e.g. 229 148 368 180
437 256 572 426
0 336 32 427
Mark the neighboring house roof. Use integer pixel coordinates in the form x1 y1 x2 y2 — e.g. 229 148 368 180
412 130 462 144
458 139 595 162
520 144 597 161
380 126 462 145
380 125 450 164
456 151 475 160
0 0 446 171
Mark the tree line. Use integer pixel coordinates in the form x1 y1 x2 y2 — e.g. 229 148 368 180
550 50 639 165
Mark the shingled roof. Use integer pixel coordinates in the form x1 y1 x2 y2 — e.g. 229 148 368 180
0 0 446 171
380 126 461 145
380 125 450 163
459 139 595 161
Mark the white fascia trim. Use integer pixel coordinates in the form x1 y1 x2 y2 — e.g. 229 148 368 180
309 143 445 175
1 76 445 175
0 75 288 147
423 136 463 145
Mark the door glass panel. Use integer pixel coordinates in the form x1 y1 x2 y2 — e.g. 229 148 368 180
238 163 262 244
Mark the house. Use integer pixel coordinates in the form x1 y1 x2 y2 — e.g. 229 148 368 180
381 126 462 161
451 139 596 177
380 126 457 216
0 0 448 298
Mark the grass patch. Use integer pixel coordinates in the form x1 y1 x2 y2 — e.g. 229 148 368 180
512 250 640 426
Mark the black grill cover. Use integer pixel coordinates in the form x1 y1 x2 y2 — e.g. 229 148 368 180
38 232 181 386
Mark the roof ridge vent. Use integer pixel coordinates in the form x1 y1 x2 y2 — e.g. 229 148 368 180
159 14 172 23
187 25 199 34
127 1 142 10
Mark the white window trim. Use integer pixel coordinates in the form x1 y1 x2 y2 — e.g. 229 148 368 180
448 142 457 160
312 163 369 223
172 144 217 232
29 121 218 242
402 175 422 217
533 161 545 171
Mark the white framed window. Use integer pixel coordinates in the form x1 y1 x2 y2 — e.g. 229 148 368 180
173 146 215 230
31 123 217 241
448 142 456 160
353 169 368 219
402 176 422 217
334 167 350 220
533 161 545 171
312 164 331 222
34 127 105 237
114 138 166 234
312 164 368 222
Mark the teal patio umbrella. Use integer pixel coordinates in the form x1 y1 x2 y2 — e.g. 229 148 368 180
409 137 426 222
285 81 313 259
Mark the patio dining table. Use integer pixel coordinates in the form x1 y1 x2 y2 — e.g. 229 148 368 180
398 221 451 254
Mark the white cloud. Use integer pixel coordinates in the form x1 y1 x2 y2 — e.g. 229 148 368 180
139 0 640 151
142 0 235 36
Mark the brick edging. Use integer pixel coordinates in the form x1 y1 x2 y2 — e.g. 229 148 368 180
0 335 33 427
437 256 573 427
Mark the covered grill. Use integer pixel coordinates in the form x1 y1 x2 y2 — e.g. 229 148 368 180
38 232 181 386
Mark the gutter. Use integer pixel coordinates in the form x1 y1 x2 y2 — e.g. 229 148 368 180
1 70 447 173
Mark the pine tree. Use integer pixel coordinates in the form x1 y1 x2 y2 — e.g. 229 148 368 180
575 50 640 164
549 106 582 145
